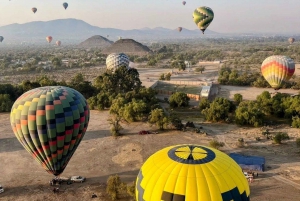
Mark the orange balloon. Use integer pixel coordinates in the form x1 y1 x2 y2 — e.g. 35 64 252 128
46 36 53 43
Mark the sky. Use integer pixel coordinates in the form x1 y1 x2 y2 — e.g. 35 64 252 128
0 0 300 34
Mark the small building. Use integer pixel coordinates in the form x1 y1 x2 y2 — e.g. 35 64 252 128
200 86 211 98
229 153 265 172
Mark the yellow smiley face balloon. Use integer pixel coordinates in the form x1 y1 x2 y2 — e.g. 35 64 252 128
136 144 250 201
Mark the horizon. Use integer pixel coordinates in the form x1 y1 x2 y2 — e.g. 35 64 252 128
0 0 300 34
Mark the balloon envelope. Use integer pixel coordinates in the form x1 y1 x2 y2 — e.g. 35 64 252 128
261 55 295 89
182 1 186 5
32 7 37 13
106 53 130 71
288 37 295 44
46 36 52 43
136 144 250 201
56 41 61 46
0 36 3 42
10 86 90 176
63 2 68 10
193 6 214 34
178 27 182 32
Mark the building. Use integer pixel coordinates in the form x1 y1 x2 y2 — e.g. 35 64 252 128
229 153 265 172
200 86 211 98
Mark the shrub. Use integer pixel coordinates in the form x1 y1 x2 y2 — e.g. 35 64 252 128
256 137 261 141
126 181 136 200
106 175 126 201
273 132 289 144
209 139 225 150
237 138 245 147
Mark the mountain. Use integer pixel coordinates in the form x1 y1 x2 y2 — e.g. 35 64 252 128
0 18 219 45
78 35 113 49
102 39 152 56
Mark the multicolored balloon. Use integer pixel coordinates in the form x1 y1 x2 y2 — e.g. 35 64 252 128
56 41 61 46
106 53 130 71
178 27 182 32
136 144 250 201
288 37 295 44
182 1 186 5
10 86 90 176
63 2 68 10
46 36 53 43
261 55 295 89
193 6 214 34
32 7 37 14
0 36 3 42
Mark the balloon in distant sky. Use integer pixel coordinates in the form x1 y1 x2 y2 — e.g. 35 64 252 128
32 7 37 14
288 37 295 44
106 53 130 71
136 144 250 201
261 55 295 90
178 27 182 32
193 6 214 34
63 2 68 10
107 35 109 38
182 1 186 5
46 36 53 43
56 41 61 46
10 86 90 176
0 36 4 42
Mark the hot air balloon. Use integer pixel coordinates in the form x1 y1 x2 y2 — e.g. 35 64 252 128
32 7 37 14
10 86 90 176
0 36 4 42
136 144 250 201
193 6 214 34
63 2 68 10
177 27 182 32
182 1 186 5
261 55 295 90
288 37 295 44
106 53 130 71
56 41 61 46
46 36 53 43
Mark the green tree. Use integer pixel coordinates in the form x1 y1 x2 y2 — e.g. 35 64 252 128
106 175 126 200
199 98 210 111
87 92 111 110
51 57 62 68
0 94 13 112
169 92 190 108
256 91 272 115
233 93 243 105
195 66 205 73
148 108 169 130
165 72 171 81
235 100 264 127
202 97 231 122
159 74 165 80
108 116 123 137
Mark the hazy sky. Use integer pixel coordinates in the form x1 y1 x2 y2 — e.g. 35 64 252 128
1 0 300 33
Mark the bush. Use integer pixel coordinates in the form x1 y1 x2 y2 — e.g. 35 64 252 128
106 175 126 201
209 139 225 150
273 132 289 144
126 181 136 200
237 138 245 147
256 137 261 141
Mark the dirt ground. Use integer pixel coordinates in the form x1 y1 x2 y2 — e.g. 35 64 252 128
1 110 300 201
1 63 300 200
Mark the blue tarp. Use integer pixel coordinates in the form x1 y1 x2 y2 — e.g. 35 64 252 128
229 153 265 172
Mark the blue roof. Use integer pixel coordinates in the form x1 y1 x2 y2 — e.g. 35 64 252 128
229 153 265 172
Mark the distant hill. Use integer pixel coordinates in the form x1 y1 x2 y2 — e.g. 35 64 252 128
78 35 113 49
102 39 152 56
0 18 220 45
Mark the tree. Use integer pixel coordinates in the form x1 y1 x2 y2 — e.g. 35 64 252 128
169 92 190 108
159 74 165 80
209 139 225 150
233 93 243 105
296 138 300 148
202 97 231 122
256 91 272 115
51 57 62 68
273 132 289 144
87 92 111 110
0 94 13 112
165 72 171 81
106 175 126 200
108 116 123 137
148 108 169 130
199 98 210 111
195 66 205 73
235 100 264 127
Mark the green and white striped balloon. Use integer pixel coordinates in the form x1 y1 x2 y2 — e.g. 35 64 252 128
193 6 214 34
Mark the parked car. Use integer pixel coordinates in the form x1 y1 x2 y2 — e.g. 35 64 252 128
139 130 150 135
70 176 86 183
0 185 4 194
243 172 253 179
